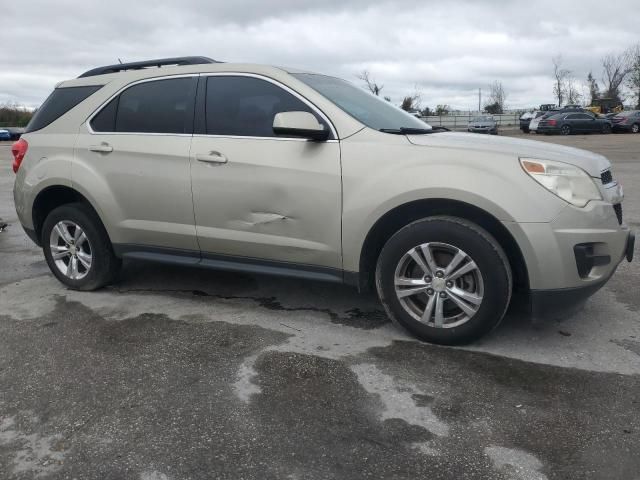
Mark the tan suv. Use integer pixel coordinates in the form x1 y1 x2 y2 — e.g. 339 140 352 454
12 56 634 344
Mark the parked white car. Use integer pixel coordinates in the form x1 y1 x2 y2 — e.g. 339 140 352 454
528 111 547 133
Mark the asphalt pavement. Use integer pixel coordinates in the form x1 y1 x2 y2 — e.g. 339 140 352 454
0 133 639 480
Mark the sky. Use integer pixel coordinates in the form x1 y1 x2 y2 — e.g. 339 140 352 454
1 0 639 111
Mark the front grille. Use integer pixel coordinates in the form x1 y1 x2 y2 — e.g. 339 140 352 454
601 169 613 184
613 204 623 225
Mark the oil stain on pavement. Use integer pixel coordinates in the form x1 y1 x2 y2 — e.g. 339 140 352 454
1 296 639 480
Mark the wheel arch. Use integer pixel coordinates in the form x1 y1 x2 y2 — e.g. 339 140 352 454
356 198 530 294
32 185 109 246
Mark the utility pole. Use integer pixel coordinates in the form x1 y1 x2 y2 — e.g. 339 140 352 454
478 88 481 113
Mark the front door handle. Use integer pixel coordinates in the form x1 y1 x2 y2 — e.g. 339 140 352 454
89 143 113 153
196 151 228 165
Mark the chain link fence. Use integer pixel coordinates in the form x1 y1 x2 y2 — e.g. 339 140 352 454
420 113 521 130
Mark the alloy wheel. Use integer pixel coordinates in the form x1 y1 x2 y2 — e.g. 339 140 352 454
393 242 484 328
49 220 92 280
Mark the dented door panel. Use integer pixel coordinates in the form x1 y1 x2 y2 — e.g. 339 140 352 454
190 136 342 268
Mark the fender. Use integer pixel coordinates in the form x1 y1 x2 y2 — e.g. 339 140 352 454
339 129 567 273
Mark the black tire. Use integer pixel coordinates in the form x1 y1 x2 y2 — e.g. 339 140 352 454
42 203 121 290
632 123 640 134
522 127 530 134
375 216 512 345
560 125 571 135
602 123 611 134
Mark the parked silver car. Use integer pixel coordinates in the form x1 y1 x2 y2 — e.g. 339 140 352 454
467 115 498 134
12 56 635 345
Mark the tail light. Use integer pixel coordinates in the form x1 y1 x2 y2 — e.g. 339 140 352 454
548 120 557 126
11 138 28 173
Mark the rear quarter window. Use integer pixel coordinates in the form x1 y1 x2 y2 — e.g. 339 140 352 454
25 85 102 133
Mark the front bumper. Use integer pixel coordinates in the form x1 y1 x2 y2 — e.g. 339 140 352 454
468 127 497 134
529 230 634 317
504 200 633 306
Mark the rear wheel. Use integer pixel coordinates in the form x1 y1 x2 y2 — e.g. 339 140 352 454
42 203 121 290
602 123 612 134
560 125 571 135
632 123 639 134
375 217 512 345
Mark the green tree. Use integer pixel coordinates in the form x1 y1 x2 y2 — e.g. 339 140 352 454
0 103 33 127
484 102 503 114
586 71 600 105
435 104 450 116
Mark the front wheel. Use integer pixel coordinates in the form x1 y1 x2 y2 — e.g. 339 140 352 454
375 217 512 345
42 203 121 290
602 124 611 134
632 123 639 134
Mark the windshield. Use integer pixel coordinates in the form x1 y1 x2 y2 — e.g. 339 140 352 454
293 73 432 132
471 116 492 122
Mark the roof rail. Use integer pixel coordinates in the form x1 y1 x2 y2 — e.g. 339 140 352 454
78 56 220 78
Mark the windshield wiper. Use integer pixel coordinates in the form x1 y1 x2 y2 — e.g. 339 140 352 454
379 127 442 135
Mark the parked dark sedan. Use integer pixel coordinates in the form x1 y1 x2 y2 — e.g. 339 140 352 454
537 112 612 135
611 110 640 133
0 127 24 140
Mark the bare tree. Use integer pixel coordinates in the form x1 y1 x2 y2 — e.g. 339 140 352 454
552 56 570 106
565 75 582 105
357 70 384 96
484 80 507 113
626 44 640 109
601 51 632 102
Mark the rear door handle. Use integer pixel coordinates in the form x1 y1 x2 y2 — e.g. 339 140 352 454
89 143 113 153
196 151 228 165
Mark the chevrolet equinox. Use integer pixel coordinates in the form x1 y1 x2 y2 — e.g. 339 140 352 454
12 56 635 344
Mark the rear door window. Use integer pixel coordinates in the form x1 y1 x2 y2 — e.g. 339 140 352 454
91 77 197 134
26 85 102 133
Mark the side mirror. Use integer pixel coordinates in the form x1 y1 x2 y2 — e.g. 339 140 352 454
273 111 329 141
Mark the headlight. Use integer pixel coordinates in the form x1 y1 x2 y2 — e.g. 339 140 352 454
520 158 602 207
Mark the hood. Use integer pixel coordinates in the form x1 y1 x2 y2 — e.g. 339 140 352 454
407 132 610 177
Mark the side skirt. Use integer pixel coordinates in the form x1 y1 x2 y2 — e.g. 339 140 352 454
113 244 350 284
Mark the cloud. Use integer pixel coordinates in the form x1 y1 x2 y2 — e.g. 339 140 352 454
1 0 638 109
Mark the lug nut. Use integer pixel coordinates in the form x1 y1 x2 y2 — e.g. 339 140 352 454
424 276 432 283
435 271 444 278
427 288 434 295
439 292 447 298
446 281 453 288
